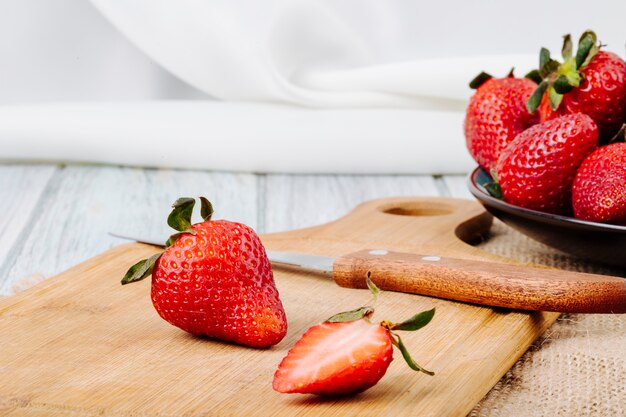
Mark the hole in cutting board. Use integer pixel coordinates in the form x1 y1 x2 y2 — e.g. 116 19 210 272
380 202 453 217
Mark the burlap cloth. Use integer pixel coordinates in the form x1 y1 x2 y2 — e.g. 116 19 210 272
469 220 625 417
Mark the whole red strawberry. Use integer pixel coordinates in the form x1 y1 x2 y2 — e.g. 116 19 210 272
464 73 538 172
526 31 626 142
122 197 287 348
495 113 598 214
572 141 626 225
273 278 434 396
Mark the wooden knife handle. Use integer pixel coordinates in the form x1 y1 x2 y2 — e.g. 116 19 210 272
332 250 626 313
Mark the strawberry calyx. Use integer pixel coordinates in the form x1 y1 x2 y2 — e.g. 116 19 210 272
526 30 600 113
121 196 215 285
326 274 435 376
469 72 493 89
468 68 516 90
483 170 504 200
164 197 213 247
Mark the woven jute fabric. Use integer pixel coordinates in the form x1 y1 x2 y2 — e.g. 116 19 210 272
470 220 625 417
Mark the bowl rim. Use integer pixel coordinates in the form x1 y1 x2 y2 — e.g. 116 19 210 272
467 166 626 233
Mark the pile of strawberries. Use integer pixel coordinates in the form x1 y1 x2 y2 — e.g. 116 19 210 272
465 31 626 225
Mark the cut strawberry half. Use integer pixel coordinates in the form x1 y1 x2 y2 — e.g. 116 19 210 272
273 275 435 396
273 320 393 396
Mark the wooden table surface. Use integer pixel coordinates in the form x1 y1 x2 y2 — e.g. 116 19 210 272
0 163 472 295
3 163 624 417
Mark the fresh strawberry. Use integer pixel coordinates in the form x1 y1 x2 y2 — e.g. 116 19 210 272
273 320 393 396
464 72 538 172
273 277 434 396
526 31 626 142
572 140 626 225
495 113 598 214
122 197 287 348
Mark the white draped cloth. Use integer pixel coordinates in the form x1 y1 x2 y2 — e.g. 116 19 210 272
1 0 624 173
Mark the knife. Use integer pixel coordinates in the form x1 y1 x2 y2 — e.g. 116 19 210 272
109 232 626 314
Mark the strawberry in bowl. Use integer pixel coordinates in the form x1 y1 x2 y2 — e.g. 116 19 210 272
573 140 626 225
465 31 626 266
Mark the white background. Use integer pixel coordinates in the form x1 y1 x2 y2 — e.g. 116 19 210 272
0 0 624 173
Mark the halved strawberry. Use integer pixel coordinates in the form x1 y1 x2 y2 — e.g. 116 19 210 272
273 277 434 396
272 320 393 396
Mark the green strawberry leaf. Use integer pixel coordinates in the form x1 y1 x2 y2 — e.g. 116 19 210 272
526 80 548 113
578 30 597 46
561 34 573 59
548 87 564 110
538 48 560 79
553 74 574 94
539 47 551 69
200 197 214 221
327 306 375 323
121 252 162 285
539 59 560 79
165 229 197 248
167 197 196 232
389 308 435 331
391 333 434 376
561 33 574 61
524 69 542 84
484 181 503 200
575 31 598 69
469 72 493 89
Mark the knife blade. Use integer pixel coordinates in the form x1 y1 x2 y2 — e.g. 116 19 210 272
109 232 626 314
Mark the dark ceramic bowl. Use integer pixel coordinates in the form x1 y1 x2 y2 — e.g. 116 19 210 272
468 167 626 267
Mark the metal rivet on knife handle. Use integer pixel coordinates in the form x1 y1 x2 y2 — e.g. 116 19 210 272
332 249 626 314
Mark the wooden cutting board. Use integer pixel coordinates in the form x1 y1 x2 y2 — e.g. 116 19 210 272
0 197 558 417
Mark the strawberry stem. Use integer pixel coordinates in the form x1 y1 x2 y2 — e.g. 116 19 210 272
325 273 380 322
390 333 434 376
365 272 380 305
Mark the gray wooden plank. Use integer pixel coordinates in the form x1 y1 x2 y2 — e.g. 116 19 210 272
441 175 473 200
0 166 258 294
263 175 440 233
0 164 57 280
